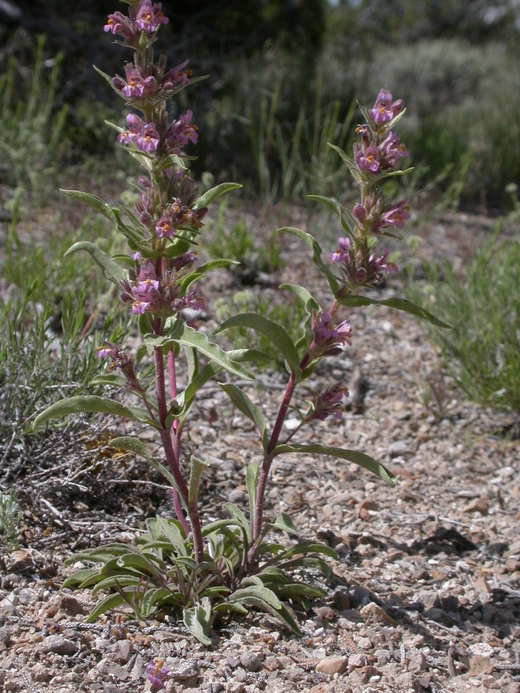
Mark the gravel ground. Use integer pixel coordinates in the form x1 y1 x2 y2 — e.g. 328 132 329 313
1 205 519 692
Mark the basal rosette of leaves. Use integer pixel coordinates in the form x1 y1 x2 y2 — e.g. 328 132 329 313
32 1 447 644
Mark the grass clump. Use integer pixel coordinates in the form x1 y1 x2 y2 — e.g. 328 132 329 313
410 232 520 414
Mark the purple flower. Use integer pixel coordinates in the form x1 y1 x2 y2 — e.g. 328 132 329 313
136 1 169 33
310 311 352 356
131 278 161 314
330 236 351 263
330 238 398 288
381 200 410 229
354 143 380 173
155 214 175 238
165 110 198 153
97 342 120 360
146 659 169 688
118 113 143 145
136 122 160 152
121 65 157 98
162 59 192 93
104 11 127 35
97 342 138 386
118 115 160 152
379 131 408 170
369 90 404 126
306 383 349 422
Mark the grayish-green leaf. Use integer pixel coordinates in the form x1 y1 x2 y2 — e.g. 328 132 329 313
337 295 451 328
216 313 301 375
274 443 396 487
219 383 267 445
193 182 242 210
65 241 127 285
60 189 117 223
33 396 157 431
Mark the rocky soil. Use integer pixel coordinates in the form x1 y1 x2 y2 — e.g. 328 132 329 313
1 205 519 692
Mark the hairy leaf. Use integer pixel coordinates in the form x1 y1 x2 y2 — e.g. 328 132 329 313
65 241 126 285
219 383 267 446
33 396 158 431
274 443 396 487
193 182 242 210
216 312 301 375
337 295 450 328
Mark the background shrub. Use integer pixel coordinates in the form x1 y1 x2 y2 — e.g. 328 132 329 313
409 232 520 414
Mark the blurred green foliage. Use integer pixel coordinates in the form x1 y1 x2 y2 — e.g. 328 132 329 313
408 232 520 414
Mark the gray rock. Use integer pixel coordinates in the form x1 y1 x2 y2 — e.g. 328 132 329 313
113 639 133 664
240 651 263 672
41 634 78 656
388 440 409 457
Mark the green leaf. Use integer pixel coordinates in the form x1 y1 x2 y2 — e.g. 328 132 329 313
270 512 298 536
279 283 320 317
86 593 127 623
277 227 339 294
188 455 210 508
33 396 158 431
108 436 182 494
224 502 251 544
60 189 117 224
150 517 187 555
219 383 267 446
183 600 213 645
147 321 252 380
179 259 239 294
306 194 352 232
216 313 301 376
90 373 127 387
65 241 127 285
246 462 258 529
337 295 451 328
193 182 242 210
172 361 222 422
274 443 396 487
226 585 300 634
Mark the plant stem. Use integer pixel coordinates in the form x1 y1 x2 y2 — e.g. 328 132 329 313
250 371 297 552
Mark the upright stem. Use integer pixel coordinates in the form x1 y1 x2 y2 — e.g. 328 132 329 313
165 344 189 539
250 371 297 548
154 344 190 532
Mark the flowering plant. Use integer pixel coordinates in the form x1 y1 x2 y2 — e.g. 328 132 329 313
33 1 446 643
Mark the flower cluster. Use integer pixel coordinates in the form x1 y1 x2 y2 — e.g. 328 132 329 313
330 236 397 290
310 310 352 357
305 383 349 423
120 255 204 318
96 342 140 388
330 89 409 292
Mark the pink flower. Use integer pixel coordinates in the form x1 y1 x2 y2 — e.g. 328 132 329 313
146 659 169 688
136 1 169 33
165 110 198 153
354 143 380 173
306 383 349 422
136 122 160 152
381 201 410 229
104 11 127 35
155 215 175 238
370 90 404 126
162 60 192 93
131 278 161 314
121 65 157 98
311 311 352 356
379 131 408 170
118 113 143 145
